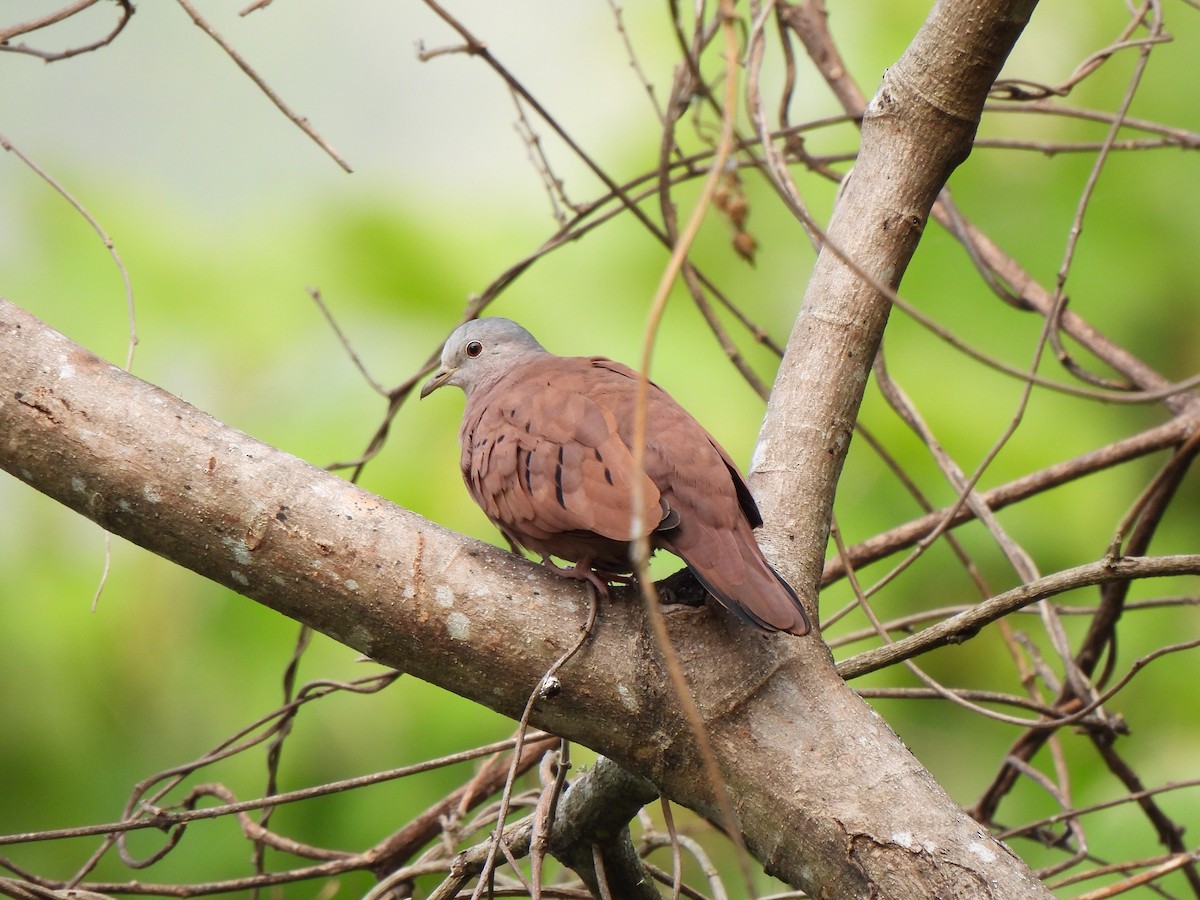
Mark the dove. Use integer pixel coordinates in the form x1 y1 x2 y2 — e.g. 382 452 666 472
420 317 811 635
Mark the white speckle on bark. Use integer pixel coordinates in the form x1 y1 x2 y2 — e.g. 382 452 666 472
435 584 455 607
446 611 470 640
230 570 249 586
223 537 252 566
71 477 86 493
968 841 997 864
892 832 915 850
142 485 162 504
616 682 638 711
750 439 766 474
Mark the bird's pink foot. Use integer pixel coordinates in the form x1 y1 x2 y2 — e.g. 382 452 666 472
539 556 611 602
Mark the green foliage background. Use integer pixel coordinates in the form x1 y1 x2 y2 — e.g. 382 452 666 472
1 1 1198 896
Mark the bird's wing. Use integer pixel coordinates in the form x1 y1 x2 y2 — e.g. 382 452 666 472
586 358 810 635
459 358 663 544
587 359 763 527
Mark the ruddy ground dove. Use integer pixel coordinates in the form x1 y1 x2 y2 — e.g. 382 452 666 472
420 317 811 635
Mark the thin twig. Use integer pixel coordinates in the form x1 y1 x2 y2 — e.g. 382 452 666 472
0 0 133 61
469 587 599 898
837 555 1200 680
308 288 389 396
630 5 760 897
174 0 352 173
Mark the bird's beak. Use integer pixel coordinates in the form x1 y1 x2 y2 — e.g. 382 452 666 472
420 366 456 399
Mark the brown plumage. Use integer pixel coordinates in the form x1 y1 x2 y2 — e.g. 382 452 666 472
420 317 810 636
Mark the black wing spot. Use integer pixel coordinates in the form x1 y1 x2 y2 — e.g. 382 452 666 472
554 445 566 509
521 449 533 492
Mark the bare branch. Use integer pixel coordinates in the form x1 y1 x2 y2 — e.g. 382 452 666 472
837 555 1200 680
174 0 352 173
0 0 133 61
0 291 1049 897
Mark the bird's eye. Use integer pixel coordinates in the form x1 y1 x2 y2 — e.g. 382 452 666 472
465 340 484 358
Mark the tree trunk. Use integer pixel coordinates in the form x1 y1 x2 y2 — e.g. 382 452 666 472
0 0 1053 895
0 295 1048 896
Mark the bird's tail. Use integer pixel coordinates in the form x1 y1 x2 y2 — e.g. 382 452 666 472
663 521 811 636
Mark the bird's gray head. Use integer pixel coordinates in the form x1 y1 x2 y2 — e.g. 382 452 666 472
420 317 548 399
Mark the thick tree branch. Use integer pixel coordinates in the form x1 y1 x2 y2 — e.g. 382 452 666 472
745 0 1049 892
0 4 1058 898
754 0 1038 573
837 555 1200 680
0 295 1050 897
822 416 1198 585
546 756 661 900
